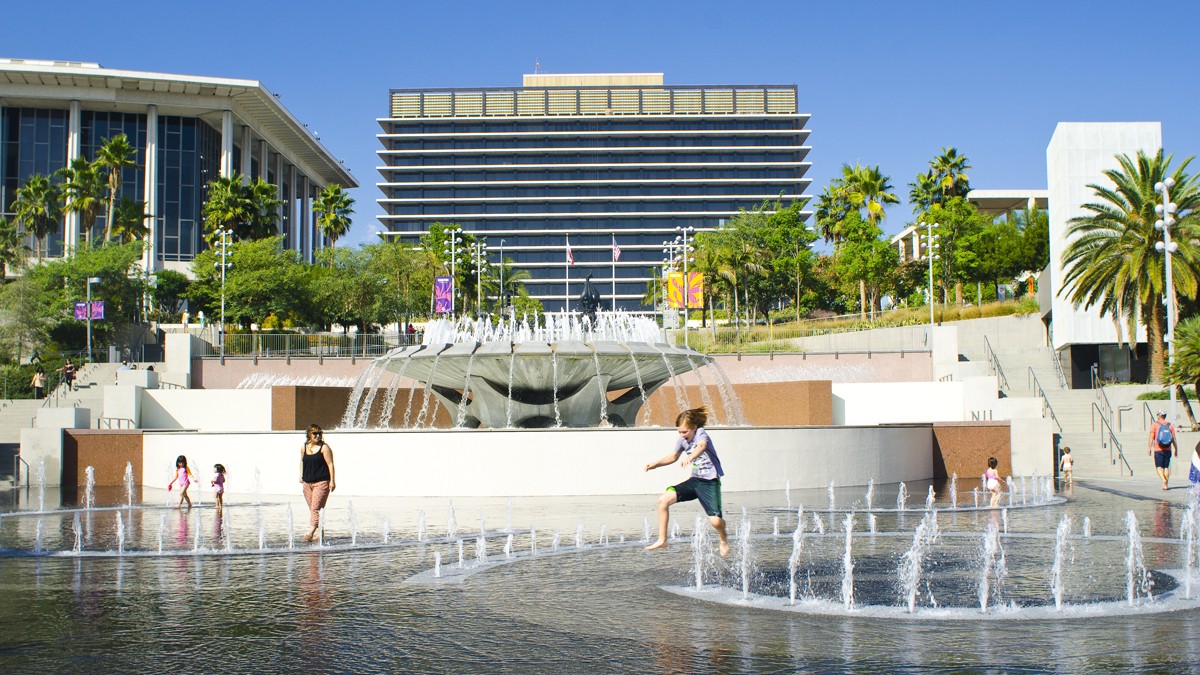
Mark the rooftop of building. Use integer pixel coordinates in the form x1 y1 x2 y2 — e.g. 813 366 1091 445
0 58 355 187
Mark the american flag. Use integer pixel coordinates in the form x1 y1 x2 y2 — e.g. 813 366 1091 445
566 237 574 265
612 235 621 262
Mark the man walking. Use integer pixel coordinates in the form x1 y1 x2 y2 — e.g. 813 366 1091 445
1149 411 1178 491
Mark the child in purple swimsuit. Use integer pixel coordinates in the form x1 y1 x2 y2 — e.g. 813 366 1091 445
211 463 227 513
168 455 196 508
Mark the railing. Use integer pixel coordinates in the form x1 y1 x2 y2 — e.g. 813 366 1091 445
1143 402 1156 430
1028 368 1063 432
13 455 29 488
984 336 1010 390
202 332 423 359
98 417 135 429
1095 381 1115 422
158 380 187 390
1092 402 1134 476
1051 348 1068 389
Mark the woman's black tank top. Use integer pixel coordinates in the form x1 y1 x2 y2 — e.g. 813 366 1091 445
302 445 330 483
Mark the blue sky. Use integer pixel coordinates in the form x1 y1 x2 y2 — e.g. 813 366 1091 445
8 0 1199 247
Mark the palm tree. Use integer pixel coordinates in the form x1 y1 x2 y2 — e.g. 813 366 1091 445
0 217 30 279
246 177 283 241
12 174 62 258
814 182 850 248
56 156 106 245
314 184 355 248
908 170 939 214
1168 315 1200 429
202 176 251 244
842 163 899 317
842 163 900 225
109 197 151 244
94 134 137 242
1061 150 1200 383
931 147 972 200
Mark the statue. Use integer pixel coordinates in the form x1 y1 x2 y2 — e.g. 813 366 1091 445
579 274 601 323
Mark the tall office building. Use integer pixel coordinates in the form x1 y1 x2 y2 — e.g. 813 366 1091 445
0 59 356 275
376 73 810 310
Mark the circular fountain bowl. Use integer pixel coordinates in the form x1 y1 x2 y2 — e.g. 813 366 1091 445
377 340 711 428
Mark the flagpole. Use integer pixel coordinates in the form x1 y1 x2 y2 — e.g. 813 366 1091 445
611 234 617 312
564 234 570 315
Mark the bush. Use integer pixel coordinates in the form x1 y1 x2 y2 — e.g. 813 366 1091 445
1138 387 1198 400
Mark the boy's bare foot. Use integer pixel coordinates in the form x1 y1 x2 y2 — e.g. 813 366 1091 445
644 540 667 551
718 540 730 557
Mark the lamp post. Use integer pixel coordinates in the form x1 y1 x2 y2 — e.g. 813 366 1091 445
215 228 232 358
442 227 463 315
498 238 506 313
86 276 101 362
661 239 680 328
921 221 939 352
471 239 489 315
676 226 695 348
1155 177 1179 427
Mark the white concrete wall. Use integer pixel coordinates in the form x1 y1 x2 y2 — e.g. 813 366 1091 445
102 385 142 427
141 390 272 430
164 333 201 388
1047 122 1160 349
1010 417 1053 475
141 425 933 498
833 382 964 425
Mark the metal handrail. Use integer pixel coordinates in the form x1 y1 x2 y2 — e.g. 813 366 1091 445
983 336 1010 390
1095 381 1115 421
1029 368 1063 432
1092 402 1133 476
97 417 135 429
1051 348 1067 388
13 455 29 488
1143 402 1156 430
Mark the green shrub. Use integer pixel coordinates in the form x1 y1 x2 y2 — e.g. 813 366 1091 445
1138 387 1198 400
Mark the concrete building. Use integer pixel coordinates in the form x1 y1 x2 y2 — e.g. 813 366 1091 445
0 59 356 275
894 122 1163 387
376 73 810 310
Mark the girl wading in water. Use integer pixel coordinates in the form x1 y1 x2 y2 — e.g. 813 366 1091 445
643 407 730 556
300 424 336 542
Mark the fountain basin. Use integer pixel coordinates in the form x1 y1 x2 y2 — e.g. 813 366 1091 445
378 340 708 428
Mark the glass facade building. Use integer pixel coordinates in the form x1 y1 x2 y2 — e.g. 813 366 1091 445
0 59 356 276
377 74 811 310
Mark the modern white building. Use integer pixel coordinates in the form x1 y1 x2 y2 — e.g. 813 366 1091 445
0 59 356 275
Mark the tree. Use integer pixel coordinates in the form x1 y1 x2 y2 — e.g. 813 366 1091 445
151 270 190 322
761 201 818 321
0 217 30 279
0 275 52 362
12 174 61 258
920 197 990 305
839 163 899 317
814 183 851 247
312 246 386 332
908 170 940 214
57 156 106 245
1168 315 1200 428
109 197 150 244
1061 150 1200 383
313 184 355 248
188 236 309 329
202 175 282 243
835 212 898 317
367 240 437 325
94 134 137 242
931 147 972 200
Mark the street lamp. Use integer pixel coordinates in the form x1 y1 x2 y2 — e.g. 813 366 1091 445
214 228 233 358
920 221 940 351
442 227 463 315
1155 177 1180 427
498 238 506 312
661 239 680 328
86 276 101 362
676 226 695 348
471 239 489 315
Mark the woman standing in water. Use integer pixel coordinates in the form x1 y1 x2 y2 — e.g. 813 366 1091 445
300 424 336 542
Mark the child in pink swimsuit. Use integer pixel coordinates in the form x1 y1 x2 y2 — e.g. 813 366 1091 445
211 463 226 512
168 455 196 508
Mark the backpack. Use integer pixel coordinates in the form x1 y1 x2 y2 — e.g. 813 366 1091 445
1156 423 1174 447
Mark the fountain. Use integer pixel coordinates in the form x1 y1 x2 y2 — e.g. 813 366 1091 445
344 313 730 428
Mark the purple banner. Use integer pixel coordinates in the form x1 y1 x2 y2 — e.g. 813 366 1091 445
74 301 104 320
434 276 453 314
